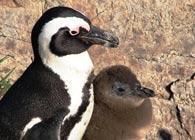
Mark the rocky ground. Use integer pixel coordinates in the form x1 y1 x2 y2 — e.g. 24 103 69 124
0 0 195 139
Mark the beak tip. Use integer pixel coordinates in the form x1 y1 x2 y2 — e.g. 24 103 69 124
105 42 119 48
144 89 156 98
105 33 119 48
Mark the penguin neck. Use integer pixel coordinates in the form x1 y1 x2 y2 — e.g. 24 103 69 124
98 99 145 123
40 51 94 80
109 99 152 127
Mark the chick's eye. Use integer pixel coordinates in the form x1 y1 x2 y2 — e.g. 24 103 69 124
117 87 125 92
112 86 125 96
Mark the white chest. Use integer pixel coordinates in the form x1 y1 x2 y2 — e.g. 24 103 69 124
67 85 94 140
41 51 94 139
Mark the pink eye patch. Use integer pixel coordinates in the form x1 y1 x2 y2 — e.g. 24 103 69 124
69 24 90 36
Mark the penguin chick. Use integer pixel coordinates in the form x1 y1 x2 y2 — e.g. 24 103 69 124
83 65 155 140
0 6 119 140
22 108 66 140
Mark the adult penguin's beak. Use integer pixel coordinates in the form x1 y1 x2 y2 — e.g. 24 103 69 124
79 25 119 48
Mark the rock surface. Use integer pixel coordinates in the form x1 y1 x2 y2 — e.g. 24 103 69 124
0 0 195 139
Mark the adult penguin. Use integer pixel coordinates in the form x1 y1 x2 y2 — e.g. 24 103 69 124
0 6 119 140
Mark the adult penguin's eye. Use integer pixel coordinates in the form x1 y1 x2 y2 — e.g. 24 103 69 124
70 31 78 35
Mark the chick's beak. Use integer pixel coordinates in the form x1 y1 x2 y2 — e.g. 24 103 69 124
134 85 155 98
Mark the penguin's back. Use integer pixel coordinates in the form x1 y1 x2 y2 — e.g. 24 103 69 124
0 60 70 139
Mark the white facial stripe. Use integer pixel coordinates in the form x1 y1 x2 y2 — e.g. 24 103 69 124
20 117 42 139
38 17 90 62
39 17 90 49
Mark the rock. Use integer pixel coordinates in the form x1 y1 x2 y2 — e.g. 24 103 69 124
169 76 195 139
0 0 195 139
